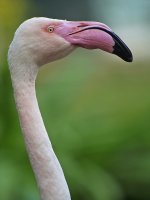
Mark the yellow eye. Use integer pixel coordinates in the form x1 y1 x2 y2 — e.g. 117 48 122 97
47 26 54 33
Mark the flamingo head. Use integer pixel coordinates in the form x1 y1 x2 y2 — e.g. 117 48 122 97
8 17 133 70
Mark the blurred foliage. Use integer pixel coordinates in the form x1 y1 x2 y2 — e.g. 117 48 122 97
0 0 150 200
32 0 92 20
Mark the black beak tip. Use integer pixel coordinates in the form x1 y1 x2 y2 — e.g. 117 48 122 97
113 44 133 63
114 45 133 62
126 55 133 62
126 56 133 62
111 32 133 63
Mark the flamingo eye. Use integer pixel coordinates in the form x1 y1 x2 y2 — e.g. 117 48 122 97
47 26 54 33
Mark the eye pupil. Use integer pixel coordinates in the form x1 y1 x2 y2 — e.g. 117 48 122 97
48 26 54 32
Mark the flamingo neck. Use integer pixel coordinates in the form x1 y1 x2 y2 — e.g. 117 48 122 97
11 67 71 200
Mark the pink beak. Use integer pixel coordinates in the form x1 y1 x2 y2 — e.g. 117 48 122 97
56 21 133 62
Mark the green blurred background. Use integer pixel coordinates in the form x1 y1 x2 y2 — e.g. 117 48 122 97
0 0 150 200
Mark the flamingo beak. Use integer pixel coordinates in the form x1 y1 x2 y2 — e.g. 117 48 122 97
56 21 133 62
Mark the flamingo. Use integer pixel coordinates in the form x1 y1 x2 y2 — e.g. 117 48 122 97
8 17 132 200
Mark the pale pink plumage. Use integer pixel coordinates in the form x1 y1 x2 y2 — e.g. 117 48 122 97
8 17 132 200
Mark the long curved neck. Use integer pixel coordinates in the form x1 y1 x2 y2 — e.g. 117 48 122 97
11 65 71 200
